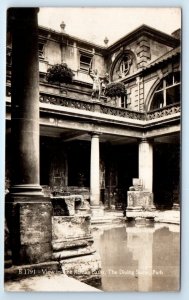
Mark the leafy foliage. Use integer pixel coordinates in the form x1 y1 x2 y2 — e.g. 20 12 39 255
46 63 74 84
105 82 126 98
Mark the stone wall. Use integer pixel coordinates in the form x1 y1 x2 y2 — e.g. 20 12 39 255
52 214 101 283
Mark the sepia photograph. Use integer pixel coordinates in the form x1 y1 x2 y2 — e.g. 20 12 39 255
4 7 181 292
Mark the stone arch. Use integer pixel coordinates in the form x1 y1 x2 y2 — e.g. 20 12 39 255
145 77 162 111
110 50 137 82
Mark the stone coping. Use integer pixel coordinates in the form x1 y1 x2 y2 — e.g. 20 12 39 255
91 210 180 225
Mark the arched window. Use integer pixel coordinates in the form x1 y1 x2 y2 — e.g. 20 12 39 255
119 55 132 78
150 72 180 111
110 51 135 81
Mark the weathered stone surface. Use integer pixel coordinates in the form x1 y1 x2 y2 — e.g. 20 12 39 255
8 200 52 265
19 203 52 244
60 252 101 281
52 215 91 241
52 245 96 259
19 242 52 264
52 238 93 251
127 191 155 211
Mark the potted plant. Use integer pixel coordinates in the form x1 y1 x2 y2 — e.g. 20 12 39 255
46 63 75 92
104 82 126 106
105 82 126 98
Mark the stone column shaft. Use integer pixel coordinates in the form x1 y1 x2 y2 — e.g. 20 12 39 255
90 134 100 206
10 8 42 196
6 8 52 266
139 138 153 192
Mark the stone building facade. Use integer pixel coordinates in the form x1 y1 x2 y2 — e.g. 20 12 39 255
6 23 181 211
5 9 180 282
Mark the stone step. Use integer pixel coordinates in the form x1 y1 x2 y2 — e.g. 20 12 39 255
52 238 93 251
52 245 96 259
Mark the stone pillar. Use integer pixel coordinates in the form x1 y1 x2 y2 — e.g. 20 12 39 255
139 138 153 192
6 8 52 265
10 8 42 196
90 133 104 216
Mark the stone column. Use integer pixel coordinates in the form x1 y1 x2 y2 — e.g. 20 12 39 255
90 133 104 216
139 138 153 192
10 8 42 196
6 8 52 265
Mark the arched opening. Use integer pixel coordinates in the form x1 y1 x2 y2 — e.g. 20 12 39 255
149 72 180 111
110 50 136 81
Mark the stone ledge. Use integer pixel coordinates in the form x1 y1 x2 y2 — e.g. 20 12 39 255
52 245 96 259
4 261 60 281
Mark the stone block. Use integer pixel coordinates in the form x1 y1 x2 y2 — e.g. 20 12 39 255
127 191 155 212
52 215 92 241
7 199 53 265
19 242 52 264
19 202 52 245
133 178 142 186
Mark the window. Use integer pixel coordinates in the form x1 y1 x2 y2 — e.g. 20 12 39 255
120 93 131 108
150 72 180 111
119 55 132 77
120 95 127 108
80 54 92 72
38 42 45 59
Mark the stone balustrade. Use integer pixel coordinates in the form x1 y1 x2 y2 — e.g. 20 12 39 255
39 92 180 121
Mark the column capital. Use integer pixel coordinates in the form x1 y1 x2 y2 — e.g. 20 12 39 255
90 132 101 138
139 137 154 144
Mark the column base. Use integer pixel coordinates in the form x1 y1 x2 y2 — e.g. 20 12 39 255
9 184 43 196
91 206 104 217
5 195 52 265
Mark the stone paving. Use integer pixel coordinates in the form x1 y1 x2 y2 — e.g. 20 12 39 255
4 273 101 292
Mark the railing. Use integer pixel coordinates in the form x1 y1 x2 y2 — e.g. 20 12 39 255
146 103 180 121
39 93 95 112
39 93 145 120
39 93 180 121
